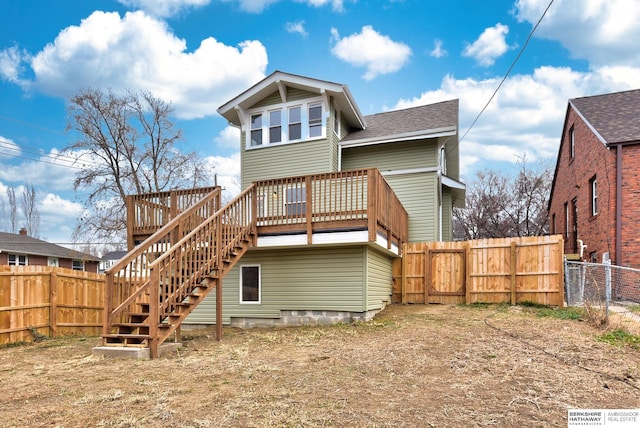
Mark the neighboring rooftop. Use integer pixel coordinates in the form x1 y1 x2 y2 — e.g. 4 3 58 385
570 89 640 145
0 230 100 261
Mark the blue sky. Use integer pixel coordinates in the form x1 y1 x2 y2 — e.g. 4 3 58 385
1 0 639 246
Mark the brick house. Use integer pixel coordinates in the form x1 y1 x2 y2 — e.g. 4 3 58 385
548 89 640 267
0 229 101 273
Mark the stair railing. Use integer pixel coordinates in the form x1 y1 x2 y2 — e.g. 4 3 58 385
103 187 222 339
148 184 257 322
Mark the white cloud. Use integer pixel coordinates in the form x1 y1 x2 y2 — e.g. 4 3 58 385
117 0 211 17
330 26 412 80
430 39 447 59
232 0 344 13
40 193 83 218
0 135 21 159
204 152 241 201
0 46 29 84
10 10 267 119
516 0 640 68
394 66 638 177
286 21 308 37
213 126 241 150
303 0 344 12
462 23 511 67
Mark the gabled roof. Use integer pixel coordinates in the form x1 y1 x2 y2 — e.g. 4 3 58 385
570 89 640 145
0 232 101 261
217 70 366 130
340 99 459 146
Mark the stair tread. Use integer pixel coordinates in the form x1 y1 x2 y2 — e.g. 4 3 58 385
102 333 152 339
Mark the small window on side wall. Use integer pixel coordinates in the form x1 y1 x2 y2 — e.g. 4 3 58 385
72 260 85 271
240 265 260 304
590 175 598 216
569 126 575 159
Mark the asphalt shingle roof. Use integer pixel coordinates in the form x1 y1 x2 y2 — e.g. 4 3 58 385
571 89 640 144
341 99 458 143
0 231 101 261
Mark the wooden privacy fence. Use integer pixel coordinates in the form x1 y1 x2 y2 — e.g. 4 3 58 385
392 235 565 306
0 266 104 345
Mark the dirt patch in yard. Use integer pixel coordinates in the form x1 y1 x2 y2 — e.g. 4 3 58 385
1 304 639 427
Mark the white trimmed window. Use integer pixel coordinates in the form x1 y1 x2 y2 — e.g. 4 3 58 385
250 113 263 146
286 186 306 216
8 254 27 266
247 99 324 148
72 260 85 271
569 126 575 159
48 257 59 267
269 109 282 144
333 107 340 137
240 265 261 304
309 103 322 137
590 175 598 216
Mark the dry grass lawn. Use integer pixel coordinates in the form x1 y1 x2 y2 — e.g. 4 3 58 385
1 303 639 427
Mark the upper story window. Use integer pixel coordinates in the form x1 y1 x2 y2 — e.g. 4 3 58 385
251 113 263 146
590 175 598 216
440 147 447 175
569 126 575 160
333 107 341 137
289 106 302 140
309 103 322 138
247 98 325 149
269 110 282 144
8 254 27 266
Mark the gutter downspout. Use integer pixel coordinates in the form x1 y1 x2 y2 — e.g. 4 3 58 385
616 144 622 265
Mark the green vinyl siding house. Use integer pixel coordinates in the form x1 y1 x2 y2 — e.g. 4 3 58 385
185 71 465 327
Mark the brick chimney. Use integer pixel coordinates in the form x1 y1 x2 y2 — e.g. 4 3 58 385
19 227 27 236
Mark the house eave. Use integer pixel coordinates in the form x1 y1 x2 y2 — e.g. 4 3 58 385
339 126 457 149
217 70 366 130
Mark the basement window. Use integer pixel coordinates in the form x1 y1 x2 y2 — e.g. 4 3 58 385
240 265 261 304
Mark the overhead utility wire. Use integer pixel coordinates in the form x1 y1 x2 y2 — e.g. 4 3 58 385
0 141 84 168
458 0 555 144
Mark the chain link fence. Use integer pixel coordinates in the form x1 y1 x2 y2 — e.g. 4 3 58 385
565 260 640 334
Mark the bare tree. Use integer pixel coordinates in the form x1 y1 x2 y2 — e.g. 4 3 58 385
454 157 552 240
66 88 211 243
21 183 40 238
7 187 17 233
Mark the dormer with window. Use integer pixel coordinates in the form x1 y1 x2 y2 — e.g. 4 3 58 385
218 71 366 188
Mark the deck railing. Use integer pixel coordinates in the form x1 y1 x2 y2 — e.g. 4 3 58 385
126 186 219 249
254 168 408 250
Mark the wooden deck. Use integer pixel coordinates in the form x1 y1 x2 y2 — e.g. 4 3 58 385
105 169 408 357
127 169 408 252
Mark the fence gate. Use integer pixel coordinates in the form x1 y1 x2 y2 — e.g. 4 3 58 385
427 249 466 304
392 236 565 306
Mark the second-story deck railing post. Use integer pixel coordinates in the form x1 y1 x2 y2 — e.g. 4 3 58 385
305 175 313 245
367 168 378 243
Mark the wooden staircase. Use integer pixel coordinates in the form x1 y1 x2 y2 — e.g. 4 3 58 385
99 185 258 358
